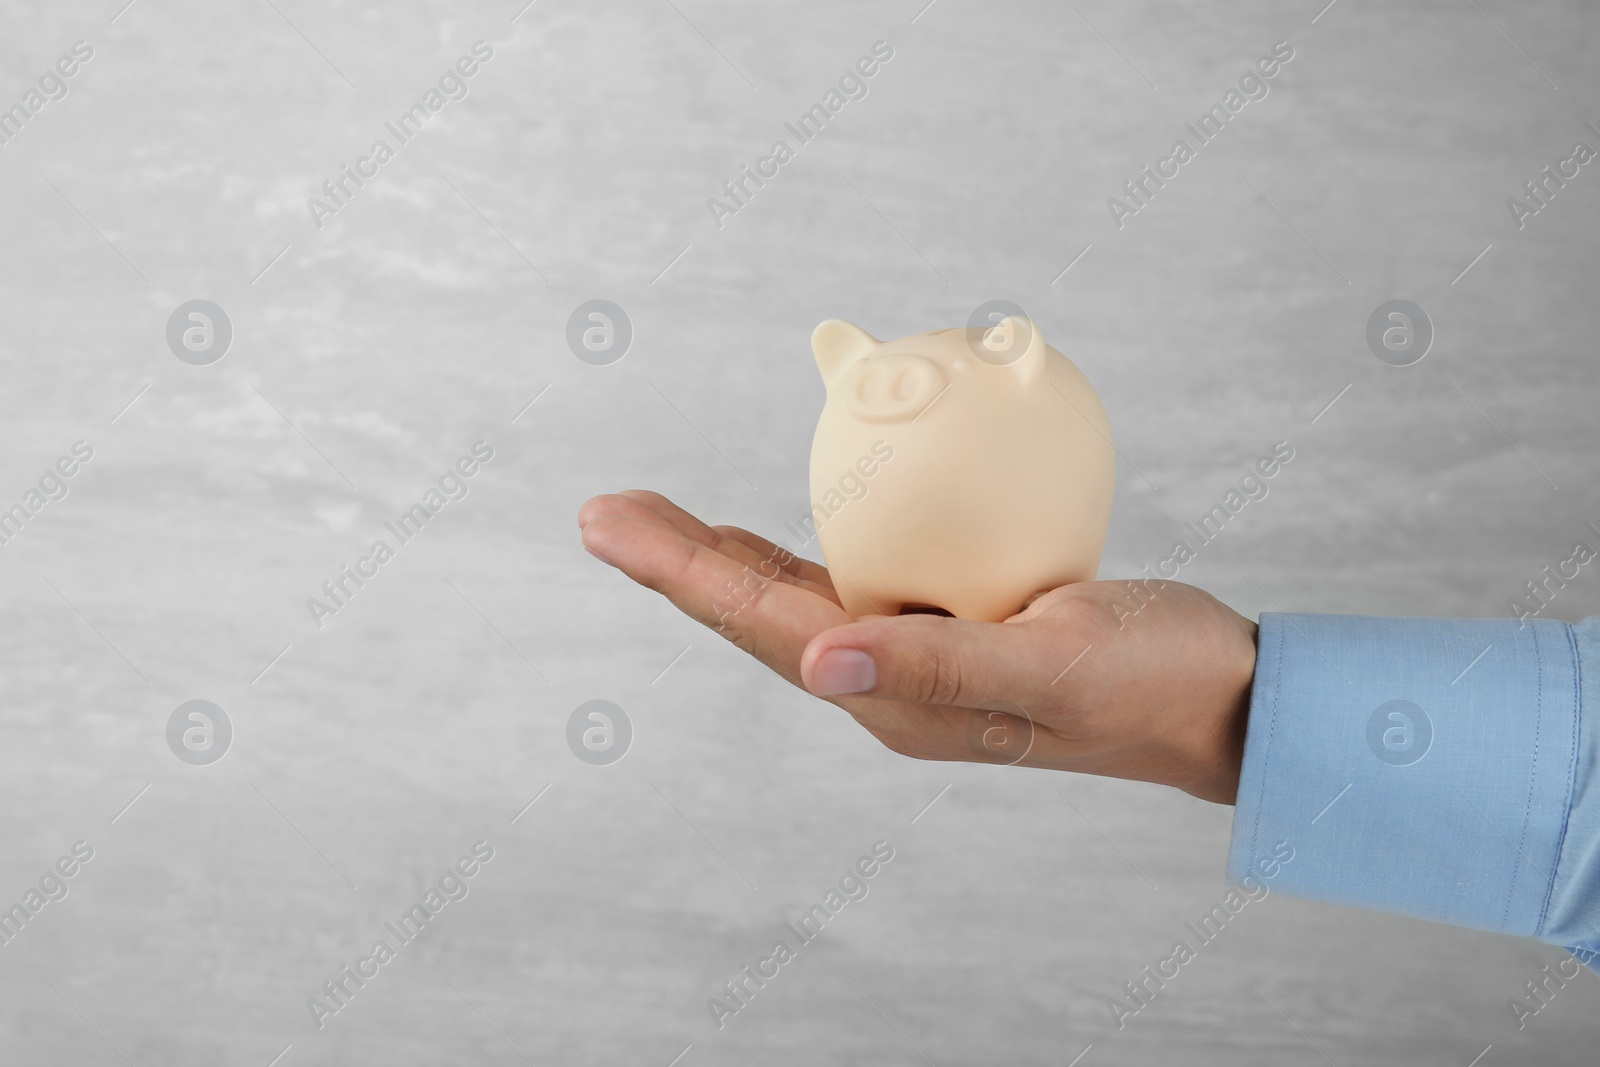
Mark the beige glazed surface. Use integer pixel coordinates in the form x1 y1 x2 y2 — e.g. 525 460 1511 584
808 317 1117 621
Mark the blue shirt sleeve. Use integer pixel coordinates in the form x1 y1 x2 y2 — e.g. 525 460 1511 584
1227 612 1600 963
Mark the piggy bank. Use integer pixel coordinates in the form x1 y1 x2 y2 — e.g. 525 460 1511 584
807 317 1115 622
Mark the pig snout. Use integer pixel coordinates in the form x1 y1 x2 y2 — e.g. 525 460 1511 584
845 353 947 422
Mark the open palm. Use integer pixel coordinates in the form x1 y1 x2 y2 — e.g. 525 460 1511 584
579 490 1256 803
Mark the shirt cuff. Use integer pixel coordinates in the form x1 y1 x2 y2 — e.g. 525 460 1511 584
1228 612 1581 939
1544 617 1600 955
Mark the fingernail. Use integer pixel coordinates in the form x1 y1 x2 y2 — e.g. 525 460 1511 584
811 648 876 696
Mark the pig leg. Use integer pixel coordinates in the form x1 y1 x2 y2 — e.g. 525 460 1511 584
836 583 896 619
937 590 1024 624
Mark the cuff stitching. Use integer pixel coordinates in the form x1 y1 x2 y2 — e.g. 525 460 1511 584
1535 622 1583 937
1245 614 1285 867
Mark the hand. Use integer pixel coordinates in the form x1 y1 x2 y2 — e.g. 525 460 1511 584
578 491 1258 804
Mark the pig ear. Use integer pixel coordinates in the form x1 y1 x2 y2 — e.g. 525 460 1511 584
998 316 1047 387
811 320 879 387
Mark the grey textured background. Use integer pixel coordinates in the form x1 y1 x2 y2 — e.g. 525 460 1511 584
2 0 1598 1063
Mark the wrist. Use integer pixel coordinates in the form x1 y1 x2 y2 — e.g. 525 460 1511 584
1168 617 1258 804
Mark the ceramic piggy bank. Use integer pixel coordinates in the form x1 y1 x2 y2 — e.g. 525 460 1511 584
807 317 1115 622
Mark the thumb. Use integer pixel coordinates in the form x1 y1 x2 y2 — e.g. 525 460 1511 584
800 614 1049 710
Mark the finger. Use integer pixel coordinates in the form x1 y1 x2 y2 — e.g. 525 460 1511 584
581 490 720 545
582 511 848 686
607 494 828 591
800 613 1055 712
580 508 758 627
832 690 1099 773
844 697 1028 763
582 492 836 602
582 492 783 576
709 525 836 592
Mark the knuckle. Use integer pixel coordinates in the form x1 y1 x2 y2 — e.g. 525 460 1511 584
906 662 942 706
712 603 768 662
921 645 965 706
707 564 774 643
722 621 760 657
1047 602 1100 650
